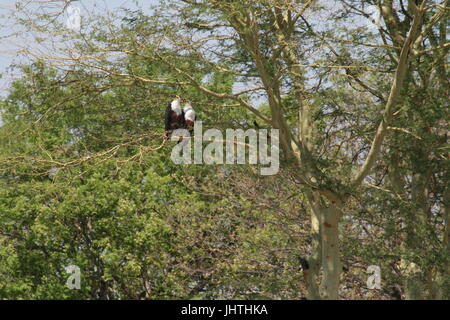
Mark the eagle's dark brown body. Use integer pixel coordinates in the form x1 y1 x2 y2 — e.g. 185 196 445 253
165 103 185 133
184 119 194 132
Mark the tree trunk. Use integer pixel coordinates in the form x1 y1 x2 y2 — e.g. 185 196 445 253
305 192 341 300
320 205 341 299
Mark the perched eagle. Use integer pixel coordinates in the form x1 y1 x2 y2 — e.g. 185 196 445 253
182 99 196 134
164 95 185 137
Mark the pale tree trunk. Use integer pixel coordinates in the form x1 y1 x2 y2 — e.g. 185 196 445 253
319 205 341 299
304 191 342 300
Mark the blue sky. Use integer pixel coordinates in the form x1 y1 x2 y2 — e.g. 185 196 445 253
0 0 379 102
0 0 159 97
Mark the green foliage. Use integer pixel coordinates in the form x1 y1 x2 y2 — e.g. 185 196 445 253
1 0 448 300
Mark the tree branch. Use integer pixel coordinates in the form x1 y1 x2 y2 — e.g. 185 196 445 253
351 5 426 187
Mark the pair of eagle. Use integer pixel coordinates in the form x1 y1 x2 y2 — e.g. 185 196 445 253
164 96 196 137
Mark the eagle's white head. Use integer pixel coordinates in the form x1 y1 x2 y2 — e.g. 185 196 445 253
182 99 196 121
183 99 193 112
171 95 182 114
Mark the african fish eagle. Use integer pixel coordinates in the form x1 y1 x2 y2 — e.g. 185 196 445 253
164 95 185 137
182 99 196 134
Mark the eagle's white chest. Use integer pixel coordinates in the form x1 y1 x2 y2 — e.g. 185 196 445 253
184 105 196 121
171 100 182 115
